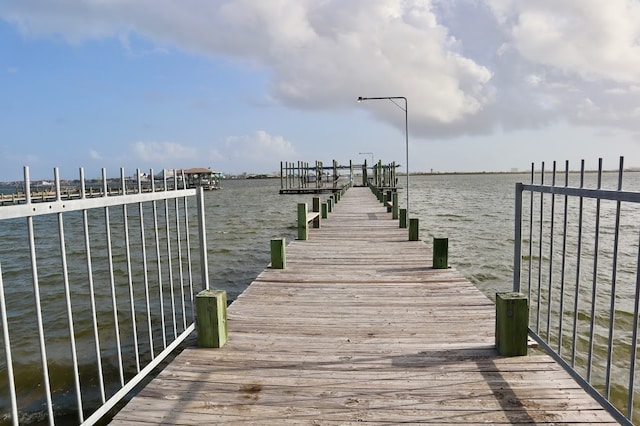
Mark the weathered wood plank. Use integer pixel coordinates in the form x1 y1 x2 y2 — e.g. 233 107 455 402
111 186 618 424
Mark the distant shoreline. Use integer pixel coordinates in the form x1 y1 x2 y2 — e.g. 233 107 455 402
1 169 637 187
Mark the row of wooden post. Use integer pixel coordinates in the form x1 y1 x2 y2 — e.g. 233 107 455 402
368 181 529 356
272 182 352 271
195 180 529 357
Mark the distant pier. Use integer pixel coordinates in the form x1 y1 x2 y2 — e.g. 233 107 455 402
279 159 399 194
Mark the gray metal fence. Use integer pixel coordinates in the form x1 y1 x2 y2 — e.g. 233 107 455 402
0 167 209 425
514 156 640 425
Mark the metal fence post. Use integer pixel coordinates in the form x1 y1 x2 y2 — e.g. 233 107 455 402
513 183 523 292
197 186 210 290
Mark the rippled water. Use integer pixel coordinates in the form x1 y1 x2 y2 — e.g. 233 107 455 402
1 173 640 423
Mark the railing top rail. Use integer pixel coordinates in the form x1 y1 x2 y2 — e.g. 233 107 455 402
0 188 197 220
520 183 640 202
0 166 196 220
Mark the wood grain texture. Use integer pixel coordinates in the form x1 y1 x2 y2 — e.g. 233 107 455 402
111 187 617 425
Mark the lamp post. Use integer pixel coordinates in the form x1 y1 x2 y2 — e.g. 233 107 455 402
357 96 409 217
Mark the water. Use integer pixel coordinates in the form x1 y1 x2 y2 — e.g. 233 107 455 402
2 173 640 423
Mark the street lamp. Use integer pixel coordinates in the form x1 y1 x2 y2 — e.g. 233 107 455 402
357 96 409 217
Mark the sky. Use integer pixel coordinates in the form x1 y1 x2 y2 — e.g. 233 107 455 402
2 0 640 181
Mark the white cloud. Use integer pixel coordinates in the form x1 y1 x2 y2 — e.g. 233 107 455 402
0 0 494 137
4 0 640 139
132 141 197 163
224 130 296 170
89 149 102 160
490 0 640 83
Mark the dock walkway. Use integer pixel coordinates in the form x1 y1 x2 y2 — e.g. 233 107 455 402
111 187 617 424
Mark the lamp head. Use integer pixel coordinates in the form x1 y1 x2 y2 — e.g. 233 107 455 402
357 96 363 103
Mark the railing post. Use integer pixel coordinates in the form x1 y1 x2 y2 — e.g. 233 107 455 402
409 218 419 241
270 238 286 269
0 262 18 425
514 183 523 292
297 203 308 240
197 186 210 290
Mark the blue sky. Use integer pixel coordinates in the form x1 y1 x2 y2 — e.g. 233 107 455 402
2 1 640 181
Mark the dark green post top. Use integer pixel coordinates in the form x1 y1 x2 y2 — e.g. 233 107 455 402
495 292 528 356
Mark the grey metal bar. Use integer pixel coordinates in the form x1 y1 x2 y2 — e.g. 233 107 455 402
103 168 125 387
628 227 640 419
55 167 84 423
150 170 167 349
137 169 154 359
513 183 523 292
571 160 585 368
528 163 534 301
557 160 569 355
0 188 195 221
181 170 196 321
25 167 55 425
528 331 632 426
80 168 106 404
519 184 640 202
197 187 210 290
174 172 187 331
164 171 178 340
81 324 195 426
0 262 18 426
605 156 624 399
536 162 545 333
586 159 603 382
121 168 141 373
546 162 557 340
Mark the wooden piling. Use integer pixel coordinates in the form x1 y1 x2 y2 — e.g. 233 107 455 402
270 238 286 269
409 218 419 241
195 289 228 348
399 208 407 228
312 197 321 228
433 238 448 269
297 203 308 240
321 202 328 219
392 192 398 220
495 292 529 356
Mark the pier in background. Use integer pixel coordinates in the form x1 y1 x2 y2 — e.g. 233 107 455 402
279 159 398 194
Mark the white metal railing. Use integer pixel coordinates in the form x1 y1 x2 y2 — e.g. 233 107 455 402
0 167 209 425
514 156 640 425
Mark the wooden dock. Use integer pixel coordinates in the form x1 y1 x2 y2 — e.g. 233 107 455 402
111 187 617 424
